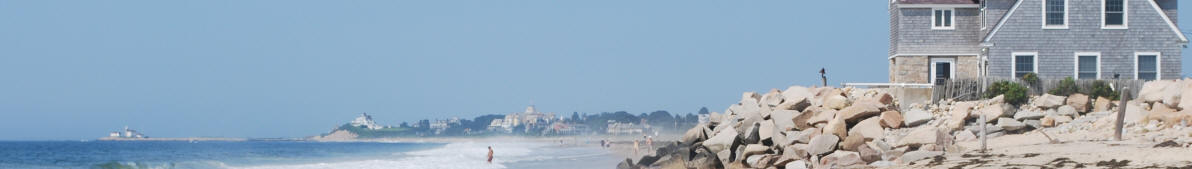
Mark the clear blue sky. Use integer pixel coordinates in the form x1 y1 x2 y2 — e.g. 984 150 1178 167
0 1 1188 140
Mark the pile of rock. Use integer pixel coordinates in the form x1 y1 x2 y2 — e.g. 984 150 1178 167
622 86 959 169
622 80 1192 169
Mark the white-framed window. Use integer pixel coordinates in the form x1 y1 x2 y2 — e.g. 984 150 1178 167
1102 0 1128 29
932 8 955 30
1043 0 1068 29
1135 52 1161 80
1011 52 1038 78
1074 52 1100 79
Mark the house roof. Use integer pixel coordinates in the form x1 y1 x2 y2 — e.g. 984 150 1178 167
982 0 1187 43
896 0 979 4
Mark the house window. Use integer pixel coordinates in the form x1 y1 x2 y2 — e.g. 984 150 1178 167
1136 52 1160 80
1103 0 1126 28
1075 53 1099 79
933 8 955 30
1012 52 1037 78
1044 0 1067 28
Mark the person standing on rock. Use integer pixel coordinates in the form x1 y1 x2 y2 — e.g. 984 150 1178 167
645 137 653 154
487 146 494 164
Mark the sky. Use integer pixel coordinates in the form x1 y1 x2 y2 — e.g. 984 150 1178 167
0 0 1188 140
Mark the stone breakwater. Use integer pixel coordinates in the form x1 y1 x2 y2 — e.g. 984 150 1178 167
619 80 1192 169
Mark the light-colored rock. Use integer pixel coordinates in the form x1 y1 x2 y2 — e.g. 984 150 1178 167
954 130 977 141
822 119 848 139
836 103 883 123
848 117 884 140
1040 116 1056 127
1023 119 1042 129
896 127 939 147
770 110 799 131
1094 97 1113 112
777 98 812 112
946 102 976 130
745 155 766 168
808 109 837 126
759 120 776 143
1181 82 1192 111
794 129 819 144
1056 105 1078 117
839 133 866 151
792 108 816 130
822 95 851 110
682 124 708 143
1053 115 1072 124
1032 94 1067 109
742 144 769 157
1139 80 1181 108
820 151 863 167
879 111 903 129
1013 111 1045 120
703 125 739 153
1066 93 1090 113
779 145 805 164
975 103 1012 123
782 86 813 105
784 160 808 169
902 109 933 127
760 89 784 107
997 117 1026 131
807 134 839 156
1125 101 1150 123
898 151 943 164
1153 103 1178 114
1143 110 1192 128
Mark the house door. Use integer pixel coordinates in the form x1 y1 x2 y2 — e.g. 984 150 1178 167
930 58 956 85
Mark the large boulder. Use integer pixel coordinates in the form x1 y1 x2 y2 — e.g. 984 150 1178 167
1012 110 1045 120
822 119 848 139
770 110 799 131
975 103 1012 123
1094 97 1113 112
902 109 933 127
682 124 709 143
857 143 882 163
808 109 838 126
1124 101 1150 123
1040 116 1056 127
758 120 776 144
807 134 840 156
996 118 1026 131
879 111 904 129
1056 105 1078 117
785 160 809 169
822 95 851 110
836 102 884 123
1066 93 1090 113
741 144 770 157
703 125 739 153
1032 94 1067 109
792 108 817 130
1180 82 1192 111
760 89 785 107
1143 110 1192 128
782 86 814 105
1139 80 1181 108
777 98 812 112
839 134 867 151
820 151 864 168
848 117 884 140
896 127 939 147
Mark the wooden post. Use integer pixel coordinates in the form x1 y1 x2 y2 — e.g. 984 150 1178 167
980 113 987 153
1114 87 1129 141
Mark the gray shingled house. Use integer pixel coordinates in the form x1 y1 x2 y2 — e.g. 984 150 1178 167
889 0 1185 85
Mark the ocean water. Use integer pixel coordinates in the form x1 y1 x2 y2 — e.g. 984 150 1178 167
0 140 621 169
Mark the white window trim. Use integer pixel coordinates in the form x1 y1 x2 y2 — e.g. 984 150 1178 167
1042 0 1069 29
932 8 957 30
930 58 957 83
1073 52 1101 79
1101 0 1129 29
1011 52 1039 77
1134 52 1161 80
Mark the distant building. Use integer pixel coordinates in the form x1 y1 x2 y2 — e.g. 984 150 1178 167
351 113 383 130
488 105 559 133
607 121 647 135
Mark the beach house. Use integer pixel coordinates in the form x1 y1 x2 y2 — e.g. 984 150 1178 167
889 0 1185 85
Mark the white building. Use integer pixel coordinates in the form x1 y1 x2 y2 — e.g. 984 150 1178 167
488 105 558 133
351 113 384 130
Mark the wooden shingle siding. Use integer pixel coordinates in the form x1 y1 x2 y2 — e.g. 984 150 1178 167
986 0 1183 80
894 8 984 54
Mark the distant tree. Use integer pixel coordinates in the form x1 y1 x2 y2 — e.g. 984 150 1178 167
400 122 410 128
469 114 504 130
571 112 581 122
645 111 674 127
698 107 710 114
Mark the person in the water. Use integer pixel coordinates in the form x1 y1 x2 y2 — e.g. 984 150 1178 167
487 146 494 163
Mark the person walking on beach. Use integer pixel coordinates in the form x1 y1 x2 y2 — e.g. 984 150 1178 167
487 146 494 164
633 139 640 157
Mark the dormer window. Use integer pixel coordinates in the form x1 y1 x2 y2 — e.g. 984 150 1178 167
1103 0 1127 29
1043 0 1068 29
932 8 955 30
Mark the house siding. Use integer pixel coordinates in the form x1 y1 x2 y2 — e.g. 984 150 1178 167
893 7 984 55
986 0 1183 80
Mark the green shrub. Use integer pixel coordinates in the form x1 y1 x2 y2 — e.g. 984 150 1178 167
1021 73 1040 86
1087 80 1120 100
1048 77 1080 96
986 81 1029 105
